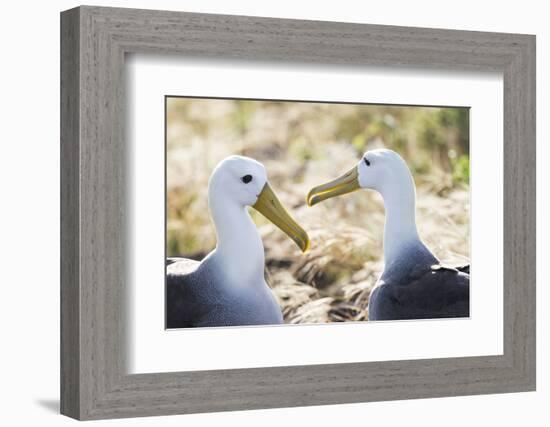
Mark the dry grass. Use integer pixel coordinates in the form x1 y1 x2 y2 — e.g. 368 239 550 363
166 98 469 323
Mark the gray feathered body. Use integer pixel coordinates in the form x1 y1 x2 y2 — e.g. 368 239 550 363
166 256 283 328
368 243 470 321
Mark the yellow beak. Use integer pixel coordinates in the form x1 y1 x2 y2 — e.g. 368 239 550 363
253 183 310 253
307 166 360 206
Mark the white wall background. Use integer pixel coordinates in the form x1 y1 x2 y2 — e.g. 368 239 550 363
0 0 546 425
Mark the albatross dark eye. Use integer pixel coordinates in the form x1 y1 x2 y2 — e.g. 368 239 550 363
364 157 371 166
241 174 253 184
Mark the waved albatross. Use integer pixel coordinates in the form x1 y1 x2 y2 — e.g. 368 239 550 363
167 155 310 328
307 149 469 321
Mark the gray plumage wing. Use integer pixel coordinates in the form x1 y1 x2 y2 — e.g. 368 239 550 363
166 257 201 328
368 265 470 321
165 256 284 328
456 264 470 275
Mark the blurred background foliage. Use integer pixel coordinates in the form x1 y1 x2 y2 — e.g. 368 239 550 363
167 97 469 323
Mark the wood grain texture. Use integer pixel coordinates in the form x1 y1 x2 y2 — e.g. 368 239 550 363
60 7 80 419
60 5 536 420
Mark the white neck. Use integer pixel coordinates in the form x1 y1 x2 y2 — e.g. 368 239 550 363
208 191 265 286
378 176 429 268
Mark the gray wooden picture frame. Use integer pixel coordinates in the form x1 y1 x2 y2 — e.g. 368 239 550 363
60 5 536 421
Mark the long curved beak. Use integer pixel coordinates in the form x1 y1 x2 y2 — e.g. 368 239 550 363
307 166 360 207
253 183 310 253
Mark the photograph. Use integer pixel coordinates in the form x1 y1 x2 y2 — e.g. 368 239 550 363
165 96 470 328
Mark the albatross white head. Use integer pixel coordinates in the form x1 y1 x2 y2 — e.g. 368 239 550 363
208 156 310 281
307 149 435 268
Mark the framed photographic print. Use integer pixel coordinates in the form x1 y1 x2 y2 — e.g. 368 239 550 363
61 6 536 420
